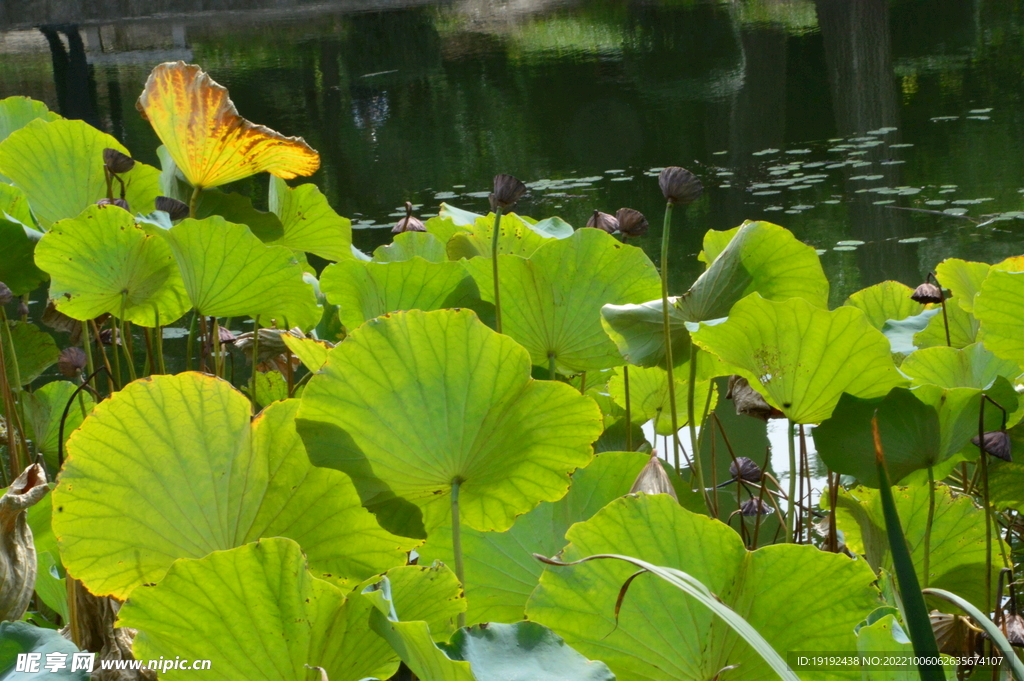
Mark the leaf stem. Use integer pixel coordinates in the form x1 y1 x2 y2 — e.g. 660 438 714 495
659 202 682 474
451 478 466 629
491 207 504 333
923 465 935 586
687 340 709 512
119 293 136 382
623 365 632 451
249 316 261 410
185 310 197 372
979 394 993 621
548 352 556 381
189 185 201 219
787 420 796 542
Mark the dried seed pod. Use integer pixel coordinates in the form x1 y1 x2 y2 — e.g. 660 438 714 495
103 148 136 174
615 208 649 239
233 327 303 365
96 197 130 212
218 325 237 343
629 451 678 501
738 497 773 516
911 282 943 305
392 201 426 234
729 456 762 483
585 210 619 234
155 196 190 221
972 430 1012 462
0 282 12 306
57 346 88 378
17 300 28 317
98 327 121 346
726 375 784 421
658 166 703 205
489 174 527 211
0 464 49 622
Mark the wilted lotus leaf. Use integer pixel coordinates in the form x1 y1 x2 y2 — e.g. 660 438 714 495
692 294 906 423
0 119 160 227
118 538 399 681
0 464 48 622
0 96 60 144
526 494 878 681
296 309 603 537
629 452 679 499
35 205 190 326
137 62 319 190
843 280 921 330
53 375 415 599
268 176 352 261
975 269 1024 368
162 215 320 330
726 375 783 421
464 229 663 372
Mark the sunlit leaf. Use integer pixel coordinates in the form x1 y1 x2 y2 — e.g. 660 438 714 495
606 363 717 435
23 381 95 470
843 280 920 330
913 299 978 349
194 189 283 242
372 232 448 264
0 185 46 295
899 342 1021 388
136 62 319 189
0 96 60 144
974 269 1024 367
3 320 58 386
268 176 352 261
935 258 991 314
281 334 331 373
599 297 691 368
446 212 556 259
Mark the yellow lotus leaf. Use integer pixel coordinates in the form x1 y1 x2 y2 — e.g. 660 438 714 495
136 62 320 190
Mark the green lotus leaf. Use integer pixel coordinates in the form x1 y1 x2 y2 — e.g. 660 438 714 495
913 298 978 349
606 363 717 435
384 563 467 643
373 232 448 263
0 182 35 226
245 369 290 409
268 176 352 261
118 538 398 681
0 96 60 144
446 212 555 260
0 210 45 295
437 203 483 227
34 205 190 326
464 229 662 372
974 269 1024 367
843 280 920 330
988 424 1024 512
2 320 58 386
881 309 940 355
281 334 331 373
834 484 1006 612
599 297 691 368
915 377 1017 457
899 342 1021 388
24 489 68 622
692 294 907 423
527 215 574 239
426 214 472 246
935 258 991 314
418 451 705 625
163 215 320 330
526 494 878 681
194 189 284 242
0 118 160 228
0 622 86 681
23 380 95 470
320 258 481 331
296 308 603 536
856 614 921 681
674 220 829 322
53 375 414 599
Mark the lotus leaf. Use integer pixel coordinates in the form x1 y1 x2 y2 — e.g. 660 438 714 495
118 538 397 681
53 376 414 599
856 615 921 681
2 320 58 386
0 214 45 296
193 189 284 242
280 334 331 373
834 485 1006 612
692 294 906 423
899 342 1021 388
23 488 67 621
446 212 556 260
464 229 662 372
320 258 481 331
373 231 448 264
974 269 1024 367
246 369 289 408
296 308 603 536
137 62 319 189
163 215 320 330
935 259 991 314
0 96 60 144
0 622 85 681
35 205 190 326
0 182 34 226
383 563 467 642
843 280 921 330
881 309 940 355
526 494 878 681
23 380 95 469
987 424 1024 511
913 299 978 349
0 119 160 227
600 297 691 367
606 363 717 435
268 176 352 261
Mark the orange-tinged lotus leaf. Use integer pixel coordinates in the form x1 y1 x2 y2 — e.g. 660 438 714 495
136 62 320 189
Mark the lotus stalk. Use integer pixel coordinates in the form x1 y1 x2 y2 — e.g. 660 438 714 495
488 174 526 334
451 478 466 629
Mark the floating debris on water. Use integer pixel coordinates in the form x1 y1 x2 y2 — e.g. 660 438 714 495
752 148 780 156
944 207 969 216
834 245 858 251
837 240 865 246
899 237 928 243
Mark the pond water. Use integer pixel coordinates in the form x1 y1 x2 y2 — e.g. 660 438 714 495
4 0 1024 299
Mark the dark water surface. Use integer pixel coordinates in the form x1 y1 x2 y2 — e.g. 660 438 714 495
3 0 1024 298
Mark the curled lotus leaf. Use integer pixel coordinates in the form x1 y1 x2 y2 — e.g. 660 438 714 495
843 280 920 330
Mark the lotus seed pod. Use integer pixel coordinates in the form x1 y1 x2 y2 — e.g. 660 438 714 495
96 197 130 212
17 300 28 317
629 452 678 501
489 174 527 211
972 430 1012 462
0 464 49 622
658 166 703 205
729 456 763 483
586 210 619 234
392 201 426 234
911 282 943 305
57 346 88 378
0 283 11 306
155 196 190 221
739 497 773 517
103 147 136 174
615 208 649 239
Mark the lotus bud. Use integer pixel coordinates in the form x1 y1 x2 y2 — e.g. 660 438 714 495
729 457 763 483
910 282 943 305
615 208 649 239
17 300 28 317
726 375 784 421
57 346 88 378
156 196 190 221
96 197 130 212
0 282 11 306
585 210 619 234
739 497 773 517
103 148 135 175
0 464 49 622
972 430 1012 462
392 201 426 234
489 174 527 211
658 166 703 205
629 451 678 501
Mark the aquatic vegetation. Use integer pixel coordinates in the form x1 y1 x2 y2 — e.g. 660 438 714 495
1 62 1024 681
